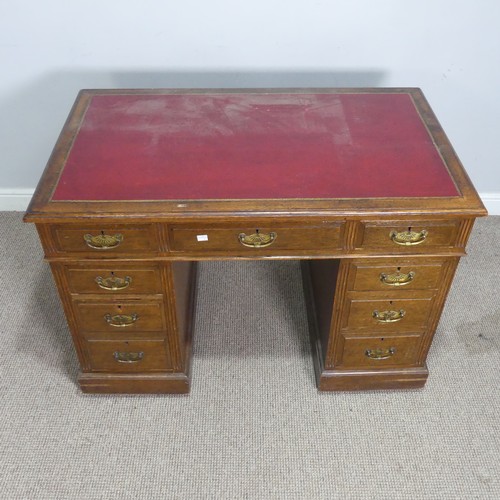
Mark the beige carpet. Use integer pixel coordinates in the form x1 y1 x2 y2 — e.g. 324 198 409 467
0 212 499 499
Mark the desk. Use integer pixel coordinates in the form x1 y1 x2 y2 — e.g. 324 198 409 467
24 88 486 393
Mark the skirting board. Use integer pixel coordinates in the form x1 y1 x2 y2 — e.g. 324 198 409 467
478 193 500 216
0 190 499 215
0 189 35 211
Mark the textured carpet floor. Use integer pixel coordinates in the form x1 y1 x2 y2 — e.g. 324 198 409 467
0 212 499 499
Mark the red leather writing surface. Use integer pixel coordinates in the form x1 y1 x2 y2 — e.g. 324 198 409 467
52 93 459 201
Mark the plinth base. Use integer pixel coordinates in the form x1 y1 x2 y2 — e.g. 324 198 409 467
79 372 190 394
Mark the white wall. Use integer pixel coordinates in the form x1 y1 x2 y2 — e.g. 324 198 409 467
1 0 499 211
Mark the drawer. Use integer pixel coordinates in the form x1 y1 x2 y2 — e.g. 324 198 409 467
74 300 166 334
168 223 343 253
357 220 460 252
65 264 162 295
347 259 445 291
342 293 434 333
85 339 172 372
50 224 159 255
336 334 421 368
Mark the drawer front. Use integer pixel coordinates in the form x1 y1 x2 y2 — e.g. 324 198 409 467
86 339 172 372
336 334 421 368
74 300 165 334
348 260 445 291
342 294 434 333
168 224 342 253
358 220 460 252
51 225 159 255
65 264 162 295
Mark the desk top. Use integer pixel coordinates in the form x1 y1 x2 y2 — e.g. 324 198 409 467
25 88 486 221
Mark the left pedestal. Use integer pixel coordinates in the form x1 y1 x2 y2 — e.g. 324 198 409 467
51 260 196 394
39 223 197 394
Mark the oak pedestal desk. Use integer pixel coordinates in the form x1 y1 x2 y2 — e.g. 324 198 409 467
24 88 487 394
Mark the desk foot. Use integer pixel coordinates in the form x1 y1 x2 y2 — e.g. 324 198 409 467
316 366 428 391
78 372 190 394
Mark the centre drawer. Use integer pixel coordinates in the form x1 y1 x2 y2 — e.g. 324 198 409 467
168 223 343 253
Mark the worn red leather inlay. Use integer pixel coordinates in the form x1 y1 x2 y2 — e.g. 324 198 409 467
52 93 459 201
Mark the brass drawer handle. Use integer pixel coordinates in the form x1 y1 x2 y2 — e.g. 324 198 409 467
365 347 396 360
390 229 428 246
84 233 123 249
113 351 144 363
372 309 405 323
104 313 138 327
95 275 132 291
238 230 277 248
380 271 415 286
